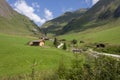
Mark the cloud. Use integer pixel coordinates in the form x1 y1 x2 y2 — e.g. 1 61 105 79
44 8 53 20
85 0 99 6
32 2 40 8
32 2 40 12
13 0 45 26
92 0 99 5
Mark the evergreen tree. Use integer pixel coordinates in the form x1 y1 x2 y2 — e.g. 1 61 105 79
63 43 67 50
53 38 59 47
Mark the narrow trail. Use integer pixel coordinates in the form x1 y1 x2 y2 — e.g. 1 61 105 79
57 43 64 48
87 49 120 59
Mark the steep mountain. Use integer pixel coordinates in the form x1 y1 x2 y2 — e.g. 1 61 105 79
41 9 87 35
61 0 120 34
0 0 41 36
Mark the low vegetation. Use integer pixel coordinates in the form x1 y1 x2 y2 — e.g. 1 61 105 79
1 54 120 80
94 45 120 55
55 54 120 80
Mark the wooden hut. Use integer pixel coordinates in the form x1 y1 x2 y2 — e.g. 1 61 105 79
29 40 45 46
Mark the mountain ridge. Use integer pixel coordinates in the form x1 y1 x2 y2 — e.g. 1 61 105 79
0 0 41 36
0 0 14 18
41 8 88 35
41 0 120 35
61 0 120 34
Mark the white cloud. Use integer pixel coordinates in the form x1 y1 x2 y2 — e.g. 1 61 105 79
13 0 46 26
32 2 40 12
32 2 40 8
85 0 99 5
44 8 53 20
92 0 99 5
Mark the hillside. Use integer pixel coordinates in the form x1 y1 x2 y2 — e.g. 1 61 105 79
0 0 41 36
41 9 87 35
61 0 120 34
41 0 120 44
59 20 120 44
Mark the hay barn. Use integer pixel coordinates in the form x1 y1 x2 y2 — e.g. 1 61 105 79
29 40 45 46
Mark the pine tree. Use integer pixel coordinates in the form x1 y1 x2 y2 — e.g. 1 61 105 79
53 38 58 47
63 43 67 50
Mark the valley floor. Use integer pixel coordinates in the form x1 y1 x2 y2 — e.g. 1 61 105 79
0 23 120 77
0 34 74 77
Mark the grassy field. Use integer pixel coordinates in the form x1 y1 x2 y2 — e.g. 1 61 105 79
0 34 74 77
59 23 120 44
0 21 120 77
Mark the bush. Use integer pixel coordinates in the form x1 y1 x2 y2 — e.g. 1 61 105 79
94 56 120 80
80 40 85 43
55 54 120 80
71 39 77 44
94 45 120 55
66 55 85 80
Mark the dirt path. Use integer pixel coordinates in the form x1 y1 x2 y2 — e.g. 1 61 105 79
57 43 64 48
87 49 120 59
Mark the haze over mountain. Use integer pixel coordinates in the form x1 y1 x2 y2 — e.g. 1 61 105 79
0 0 40 36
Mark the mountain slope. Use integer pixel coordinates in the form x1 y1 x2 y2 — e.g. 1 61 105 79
59 19 120 44
61 0 120 34
0 0 41 36
0 0 14 18
41 9 87 35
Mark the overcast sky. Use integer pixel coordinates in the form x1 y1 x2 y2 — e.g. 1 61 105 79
7 0 99 26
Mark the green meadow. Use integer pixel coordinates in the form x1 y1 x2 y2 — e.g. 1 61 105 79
0 23 120 77
0 34 74 77
59 24 120 45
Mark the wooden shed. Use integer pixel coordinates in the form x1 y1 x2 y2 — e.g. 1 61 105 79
29 40 45 46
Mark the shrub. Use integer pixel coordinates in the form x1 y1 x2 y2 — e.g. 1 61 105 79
55 54 120 80
71 39 77 47
94 56 120 80
94 45 120 55
80 40 85 43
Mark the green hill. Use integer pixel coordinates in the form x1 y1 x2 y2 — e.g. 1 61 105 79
0 0 41 36
40 0 120 45
41 0 120 36
61 0 120 34
41 9 87 35
59 19 120 44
